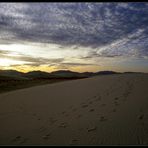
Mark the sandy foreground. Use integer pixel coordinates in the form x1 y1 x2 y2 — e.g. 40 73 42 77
0 74 148 145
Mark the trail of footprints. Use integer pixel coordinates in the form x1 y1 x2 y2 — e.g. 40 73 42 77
12 81 139 145
36 93 120 143
32 94 105 143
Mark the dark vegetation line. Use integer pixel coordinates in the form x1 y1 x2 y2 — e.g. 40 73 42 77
0 77 87 94
0 69 146 94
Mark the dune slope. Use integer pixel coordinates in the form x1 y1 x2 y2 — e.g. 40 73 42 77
0 74 148 145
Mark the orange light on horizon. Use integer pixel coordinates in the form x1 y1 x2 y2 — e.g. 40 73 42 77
0 64 102 73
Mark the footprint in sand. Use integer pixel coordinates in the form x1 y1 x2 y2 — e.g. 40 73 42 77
12 136 21 142
49 117 57 125
81 104 89 108
114 101 119 106
39 126 47 132
42 134 51 140
87 126 97 132
59 122 68 128
87 97 92 101
11 136 28 144
114 97 119 100
123 91 130 98
95 98 101 102
138 114 144 120
89 109 95 112
100 116 107 121
112 109 117 112
32 114 40 120
61 111 69 117
70 139 79 145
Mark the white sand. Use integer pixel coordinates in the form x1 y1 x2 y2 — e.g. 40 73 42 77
0 74 148 145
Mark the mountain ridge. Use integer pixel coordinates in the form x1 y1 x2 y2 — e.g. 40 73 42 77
0 69 145 80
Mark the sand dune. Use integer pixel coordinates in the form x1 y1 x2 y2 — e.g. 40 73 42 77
0 74 148 145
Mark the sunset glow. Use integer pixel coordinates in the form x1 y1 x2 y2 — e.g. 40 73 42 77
0 3 148 73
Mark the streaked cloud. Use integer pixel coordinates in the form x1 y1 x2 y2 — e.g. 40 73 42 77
0 3 148 72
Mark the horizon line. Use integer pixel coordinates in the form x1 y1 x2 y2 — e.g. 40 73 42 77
0 69 147 74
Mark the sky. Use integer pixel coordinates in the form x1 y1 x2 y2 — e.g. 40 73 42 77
0 2 148 73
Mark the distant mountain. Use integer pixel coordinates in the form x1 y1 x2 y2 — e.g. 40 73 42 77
23 71 53 79
94 71 120 76
50 70 119 78
0 70 24 76
50 70 85 78
1 69 143 81
0 70 28 80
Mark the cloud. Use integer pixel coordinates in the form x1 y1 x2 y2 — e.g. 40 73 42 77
0 49 65 66
60 62 96 66
0 50 10 55
0 3 148 59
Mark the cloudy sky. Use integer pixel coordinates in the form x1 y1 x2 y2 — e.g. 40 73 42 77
0 3 148 73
